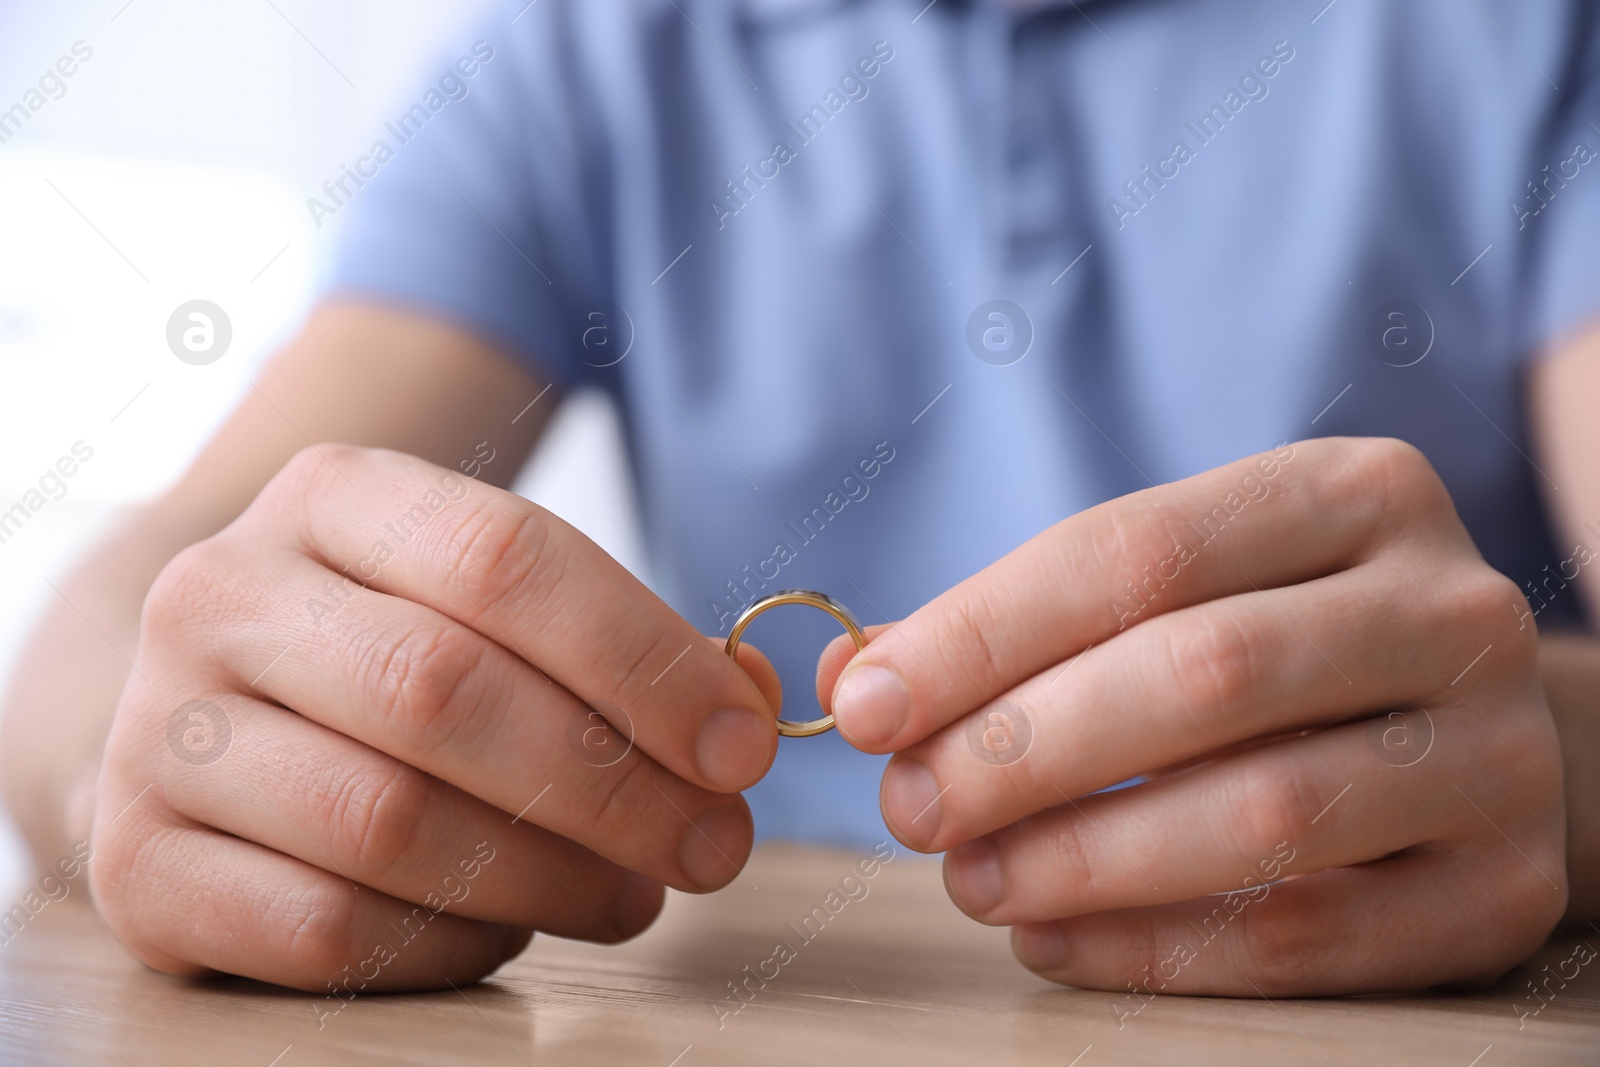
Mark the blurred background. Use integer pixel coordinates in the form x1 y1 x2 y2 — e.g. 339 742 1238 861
0 0 644 898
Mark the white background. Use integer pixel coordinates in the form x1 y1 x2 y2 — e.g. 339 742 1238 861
0 0 642 900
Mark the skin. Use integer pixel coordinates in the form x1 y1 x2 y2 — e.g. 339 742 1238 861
2 301 784 992
820 439 1568 995
819 360 1600 992
2 296 1598 995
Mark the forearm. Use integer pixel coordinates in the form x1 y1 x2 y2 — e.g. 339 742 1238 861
0 517 172 865
1538 633 1600 922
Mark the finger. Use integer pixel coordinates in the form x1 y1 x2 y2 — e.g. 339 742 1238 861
829 438 1470 751
258 445 776 792
817 624 894 712
940 719 1476 926
201 558 754 891
732 638 783 718
157 695 663 940
880 556 1527 850
92 806 525 993
1009 845 1565 997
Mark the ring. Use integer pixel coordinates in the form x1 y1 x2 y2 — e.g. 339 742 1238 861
723 589 866 738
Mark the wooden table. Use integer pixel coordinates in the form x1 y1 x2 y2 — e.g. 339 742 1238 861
1 842 1596 1066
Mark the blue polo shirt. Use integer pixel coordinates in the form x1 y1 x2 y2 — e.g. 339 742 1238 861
325 0 1600 848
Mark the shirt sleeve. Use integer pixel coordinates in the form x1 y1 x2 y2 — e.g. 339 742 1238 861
317 0 608 388
1522 7 1600 352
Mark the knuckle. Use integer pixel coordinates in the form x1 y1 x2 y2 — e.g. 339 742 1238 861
1450 834 1567 977
324 762 428 880
141 538 232 640
1357 438 1450 520
1162 610 1262 725
924 590 1009 694
284 442 365 487
1088 499 1154 572
1235 763 1320 859
279 883 362 981
1089 505 1181 617
1459 567 1523 618
1033 814 1098 907
1237 892 1322 992
587 753 653 840
88 814 197 970
444 502 554 616
1499 856 1568 947
86 815 154 931
271 444 325 490
600 622 690 708
1092 918 1165 987
270 444 343 502
1360 436 1432 488
1453 568 1537 667
1459 732 1566 929
1492 716 1564 803
356 623 487 755
259 443 369 528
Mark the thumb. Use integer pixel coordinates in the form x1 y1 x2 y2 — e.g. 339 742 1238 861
815 623 897 715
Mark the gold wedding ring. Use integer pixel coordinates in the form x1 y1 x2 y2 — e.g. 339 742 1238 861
723 589 866 738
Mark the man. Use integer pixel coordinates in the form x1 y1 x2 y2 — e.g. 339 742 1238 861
4 0 1598 996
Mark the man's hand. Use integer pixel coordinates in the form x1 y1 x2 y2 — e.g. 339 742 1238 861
820 437 1567 996
91 445 780 992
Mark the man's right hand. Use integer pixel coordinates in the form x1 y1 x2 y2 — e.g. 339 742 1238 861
88 444 779 992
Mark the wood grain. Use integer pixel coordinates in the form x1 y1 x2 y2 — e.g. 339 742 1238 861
0 842 1595 1066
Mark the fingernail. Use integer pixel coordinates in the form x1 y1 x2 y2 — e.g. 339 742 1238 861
882 757 941 846
1014 922 1068 973
695 708 772 791
946 837 1004 917
612 872 662 939
678 805 750 889
834 665 909 748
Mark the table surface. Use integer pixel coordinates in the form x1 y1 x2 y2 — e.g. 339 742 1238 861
1 842 1596 1067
